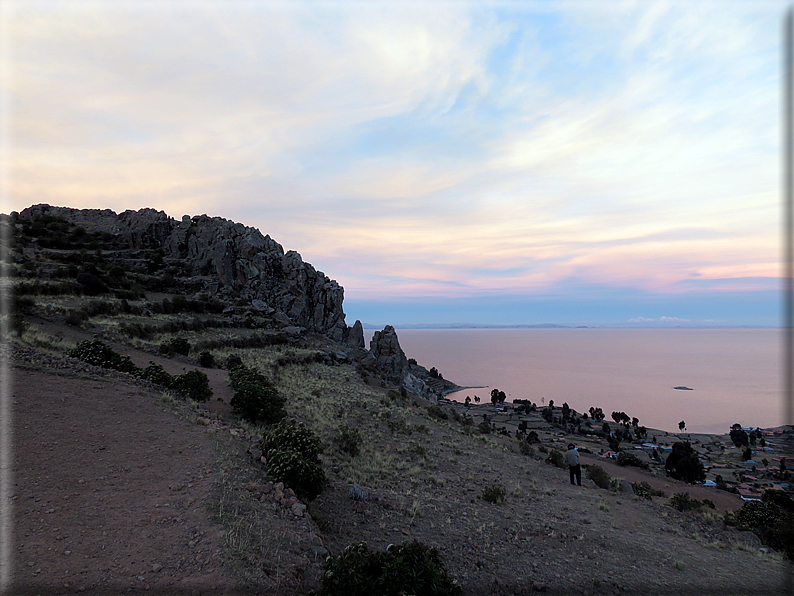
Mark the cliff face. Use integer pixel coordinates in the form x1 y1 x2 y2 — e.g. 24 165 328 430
18 204 356 342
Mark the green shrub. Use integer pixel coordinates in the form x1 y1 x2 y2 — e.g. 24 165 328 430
735 498 794 561
69 339 138 374
170 369 212 402
669 492 714 512
261 419 324 460
545 449 566 469
386 419 411 434
228 364 270 390
198 351 216 368
426 405 448 420
585 464 612 490
140 361 173 387
86 299 117 317
631 481 665 500
76 272 109 295
338 425 363 457
228 364 285 424
230 381 286 425
261 419 325 500
224 354 244 370
120 322 154 339
160 337 191 357
526 430 540 445
762 489 794 512
318 541 461 596
736 500 784 529
481 484 506 504
518 441 536 458
65 309 89 327
616 451 649 470
266 447 326 501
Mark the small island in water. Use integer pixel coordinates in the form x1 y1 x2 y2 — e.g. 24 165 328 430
673 386 694 390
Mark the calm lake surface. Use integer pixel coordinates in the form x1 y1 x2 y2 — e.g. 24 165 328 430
365 328 783 435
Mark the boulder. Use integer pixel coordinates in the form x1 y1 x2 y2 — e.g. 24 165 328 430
619 479 634 495
731 530 763 549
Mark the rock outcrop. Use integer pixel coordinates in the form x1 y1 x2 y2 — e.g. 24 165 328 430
18 204 357 340
369 325 407 382
368 325 439 402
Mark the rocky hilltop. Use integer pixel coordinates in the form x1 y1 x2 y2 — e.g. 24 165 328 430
19 204 352 341
12 204 458 400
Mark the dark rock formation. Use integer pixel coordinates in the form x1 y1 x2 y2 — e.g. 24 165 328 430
18 204 358 340
344 320 365 349
369 325 407 382
367 325 441 402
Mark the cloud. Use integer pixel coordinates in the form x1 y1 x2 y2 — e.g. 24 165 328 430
2 1 784 325
629 316 691 323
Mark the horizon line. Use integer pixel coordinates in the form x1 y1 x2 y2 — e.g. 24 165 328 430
359 323 779 330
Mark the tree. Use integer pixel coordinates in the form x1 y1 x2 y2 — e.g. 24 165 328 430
590 407 605 422
678 420 686 432
665 441 705 483
490 388 506 405
464 396 471 408
561 402 571 423
730 423 749 448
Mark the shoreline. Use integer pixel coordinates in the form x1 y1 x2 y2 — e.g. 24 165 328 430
438 397 794 506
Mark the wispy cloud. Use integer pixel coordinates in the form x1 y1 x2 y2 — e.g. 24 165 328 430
2 1 785 324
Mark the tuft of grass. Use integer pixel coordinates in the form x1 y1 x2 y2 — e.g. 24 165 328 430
481 484 506 505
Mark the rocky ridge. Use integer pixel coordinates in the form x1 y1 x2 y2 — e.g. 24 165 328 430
11 205 454 400
19 204 351 341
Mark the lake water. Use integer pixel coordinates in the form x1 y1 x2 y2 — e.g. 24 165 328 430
365 328 783 435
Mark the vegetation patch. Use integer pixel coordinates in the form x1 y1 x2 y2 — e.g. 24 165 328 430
426 405 448 420
545 449 566 469
260 419 326 500
481 484 507 504
69 339 138 374
337 424 363 457
170 369 213 402
585 464 612 490
669 492 715 512
631 481 665 500
228 363 286 424
732 492 794 560
616 450 649 470
317 540 461 596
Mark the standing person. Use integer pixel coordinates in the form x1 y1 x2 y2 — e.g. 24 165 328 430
565 443 581 486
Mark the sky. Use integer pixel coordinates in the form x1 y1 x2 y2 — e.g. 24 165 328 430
0 0 788 327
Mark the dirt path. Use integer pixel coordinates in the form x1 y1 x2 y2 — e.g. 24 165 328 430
10 365 243 595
